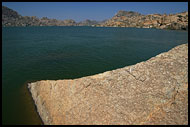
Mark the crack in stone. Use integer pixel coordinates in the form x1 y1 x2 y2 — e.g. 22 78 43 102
125 69 146 82
85 83 91 88
171 85 180 105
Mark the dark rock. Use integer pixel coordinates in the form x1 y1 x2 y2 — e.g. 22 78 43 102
115 10 141 17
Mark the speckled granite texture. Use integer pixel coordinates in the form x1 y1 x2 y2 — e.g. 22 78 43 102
28 43 188 125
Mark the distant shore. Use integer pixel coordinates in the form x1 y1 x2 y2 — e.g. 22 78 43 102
2 26 188 32
3 6 188 30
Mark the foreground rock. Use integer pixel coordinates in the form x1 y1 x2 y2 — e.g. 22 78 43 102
28 43 188 125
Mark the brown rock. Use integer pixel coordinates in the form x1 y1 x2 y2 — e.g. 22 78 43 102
28 43 188 125
100 10 188 30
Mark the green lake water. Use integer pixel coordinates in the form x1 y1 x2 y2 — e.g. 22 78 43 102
2 26 188 125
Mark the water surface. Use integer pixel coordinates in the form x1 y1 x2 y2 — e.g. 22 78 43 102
2 26 188 124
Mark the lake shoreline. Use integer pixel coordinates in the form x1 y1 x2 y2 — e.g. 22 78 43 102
24 82 44 125
2 25 188 32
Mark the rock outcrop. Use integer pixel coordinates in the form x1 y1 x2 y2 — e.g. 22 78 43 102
28 43 188 125
95 11 188 30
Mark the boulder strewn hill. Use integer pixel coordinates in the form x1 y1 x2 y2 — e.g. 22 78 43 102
96 10 188 30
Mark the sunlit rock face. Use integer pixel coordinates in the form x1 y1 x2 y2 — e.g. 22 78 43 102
96 11 188 30
28 43 188 125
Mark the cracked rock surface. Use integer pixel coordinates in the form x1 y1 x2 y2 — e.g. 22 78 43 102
28 43 188 125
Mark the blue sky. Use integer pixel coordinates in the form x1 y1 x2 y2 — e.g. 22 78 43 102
2 2 188 22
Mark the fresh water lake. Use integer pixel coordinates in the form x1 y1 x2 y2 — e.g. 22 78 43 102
2 26 188 124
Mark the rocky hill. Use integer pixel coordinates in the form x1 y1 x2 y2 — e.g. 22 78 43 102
2 6 77 26
77 19 98 26
2 6 103 27
28 43 188 125
2 6 188 30
115 10 142 17
96 10 188 30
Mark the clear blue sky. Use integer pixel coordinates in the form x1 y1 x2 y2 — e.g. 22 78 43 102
2 2 188 22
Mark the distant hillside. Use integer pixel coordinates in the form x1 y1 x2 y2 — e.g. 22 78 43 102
77 19 99 26
96 10 188 30
115 10 142 17
2 6 104 27
2 6 188 30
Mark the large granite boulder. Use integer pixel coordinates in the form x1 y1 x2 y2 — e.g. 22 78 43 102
28 43 188 125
